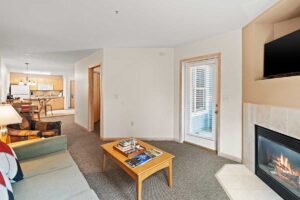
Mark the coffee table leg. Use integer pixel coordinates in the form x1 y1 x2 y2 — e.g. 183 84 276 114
102 153 107 172
168 160 172 189
136 177 142 200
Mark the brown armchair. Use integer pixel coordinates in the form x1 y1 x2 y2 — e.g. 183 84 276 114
7 117 62 143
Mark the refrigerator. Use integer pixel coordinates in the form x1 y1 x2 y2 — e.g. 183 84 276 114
10 85 30 99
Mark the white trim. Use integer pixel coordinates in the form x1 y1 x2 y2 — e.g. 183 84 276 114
188 132 214 141
102 137 179 142
218 152 242 163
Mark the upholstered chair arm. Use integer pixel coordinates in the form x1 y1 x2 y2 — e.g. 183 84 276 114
8 128 41 137
7 123 22 130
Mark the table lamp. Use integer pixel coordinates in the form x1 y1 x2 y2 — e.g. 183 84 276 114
0 105 22 143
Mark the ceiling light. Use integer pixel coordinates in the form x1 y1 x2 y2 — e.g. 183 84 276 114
18 80 24 86
18 63 37 86
114 10 119 14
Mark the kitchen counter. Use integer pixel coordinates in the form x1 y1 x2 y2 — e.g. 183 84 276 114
25 97 65 111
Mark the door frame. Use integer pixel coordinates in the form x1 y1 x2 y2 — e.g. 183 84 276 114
88 64 103 138
70 80 75 109
179 52 221 153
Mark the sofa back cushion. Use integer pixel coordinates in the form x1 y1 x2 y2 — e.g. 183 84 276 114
9 136 67 161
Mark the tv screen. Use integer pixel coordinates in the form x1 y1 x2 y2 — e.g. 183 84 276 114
264 29 300 78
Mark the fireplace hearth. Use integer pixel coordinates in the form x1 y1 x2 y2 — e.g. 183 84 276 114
255 125 300 200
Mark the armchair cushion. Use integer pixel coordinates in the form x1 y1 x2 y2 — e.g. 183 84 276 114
32 121 62 136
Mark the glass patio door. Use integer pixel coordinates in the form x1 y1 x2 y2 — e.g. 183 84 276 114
183 58 218 150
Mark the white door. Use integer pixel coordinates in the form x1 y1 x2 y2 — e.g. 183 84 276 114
182 58 218 150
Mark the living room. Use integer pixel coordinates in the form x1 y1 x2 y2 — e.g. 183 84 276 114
0 0 299 200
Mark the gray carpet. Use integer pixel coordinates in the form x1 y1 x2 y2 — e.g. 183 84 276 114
45 115 234 200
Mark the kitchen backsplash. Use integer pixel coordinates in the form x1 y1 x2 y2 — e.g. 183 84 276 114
31 90 62 97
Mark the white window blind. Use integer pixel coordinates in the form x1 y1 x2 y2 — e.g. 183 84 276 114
183 58 216 138
191 67 207 114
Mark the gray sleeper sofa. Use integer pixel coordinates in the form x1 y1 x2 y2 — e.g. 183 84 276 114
8 136 99 200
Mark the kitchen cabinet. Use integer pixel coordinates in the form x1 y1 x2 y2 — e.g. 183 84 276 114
30 97 64 111
10 73 63 91
49 97 64 110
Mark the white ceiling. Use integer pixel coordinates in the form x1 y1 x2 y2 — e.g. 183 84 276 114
2 49 99 73
0 0 278 71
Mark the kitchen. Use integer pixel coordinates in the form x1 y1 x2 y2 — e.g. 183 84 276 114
8 71 70 118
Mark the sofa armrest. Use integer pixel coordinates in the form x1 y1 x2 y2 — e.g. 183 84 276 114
9 135 67 161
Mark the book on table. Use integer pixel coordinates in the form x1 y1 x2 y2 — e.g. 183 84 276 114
125 149 163 168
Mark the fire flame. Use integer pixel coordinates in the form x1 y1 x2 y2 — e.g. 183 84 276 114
275 154 300 176
273 153 300 188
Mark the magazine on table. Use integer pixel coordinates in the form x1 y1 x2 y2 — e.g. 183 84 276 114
125 149 163 168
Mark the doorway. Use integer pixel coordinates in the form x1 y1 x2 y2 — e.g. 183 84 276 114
180 53 220 152
88 65 102 135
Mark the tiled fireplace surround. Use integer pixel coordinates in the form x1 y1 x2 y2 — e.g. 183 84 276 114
214 103 300 200
243 103 300 172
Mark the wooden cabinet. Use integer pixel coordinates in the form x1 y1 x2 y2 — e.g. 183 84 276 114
49 97 64 110
10 73 63 91
30 97 64 111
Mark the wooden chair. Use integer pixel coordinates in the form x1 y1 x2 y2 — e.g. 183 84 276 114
38 99 53 116
32 101 43 121
45 102 53 116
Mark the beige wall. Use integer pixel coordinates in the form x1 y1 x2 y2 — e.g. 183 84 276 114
0 60 9 102
102 48 175 140
74 50 103 129
243 0 300 109
174 29 242 161
274 17 300 39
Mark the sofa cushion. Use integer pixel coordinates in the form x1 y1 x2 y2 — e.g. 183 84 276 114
20 150 76 178
13 166 90 200
67 189 99 200
0 141 23 183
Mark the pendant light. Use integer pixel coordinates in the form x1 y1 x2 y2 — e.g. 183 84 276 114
19 63 36 86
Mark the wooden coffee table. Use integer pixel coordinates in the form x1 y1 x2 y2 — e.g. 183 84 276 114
101 140 175 200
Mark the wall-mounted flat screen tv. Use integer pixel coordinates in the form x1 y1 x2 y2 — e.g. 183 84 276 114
264 29 300 78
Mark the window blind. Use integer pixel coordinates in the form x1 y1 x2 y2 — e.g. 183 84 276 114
183 58 216 138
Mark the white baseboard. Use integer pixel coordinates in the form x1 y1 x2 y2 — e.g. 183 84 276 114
102 137 179 142
218 152 242 163
74 121 89 131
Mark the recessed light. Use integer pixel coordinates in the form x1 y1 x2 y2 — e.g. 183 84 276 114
114 10 119 14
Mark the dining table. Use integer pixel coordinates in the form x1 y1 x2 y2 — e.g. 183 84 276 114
24 96 61 116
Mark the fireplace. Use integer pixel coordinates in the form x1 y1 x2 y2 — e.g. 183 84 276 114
255 125 300 200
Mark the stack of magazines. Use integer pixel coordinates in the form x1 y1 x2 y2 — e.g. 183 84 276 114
114 138 143 155
125 149 163 168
